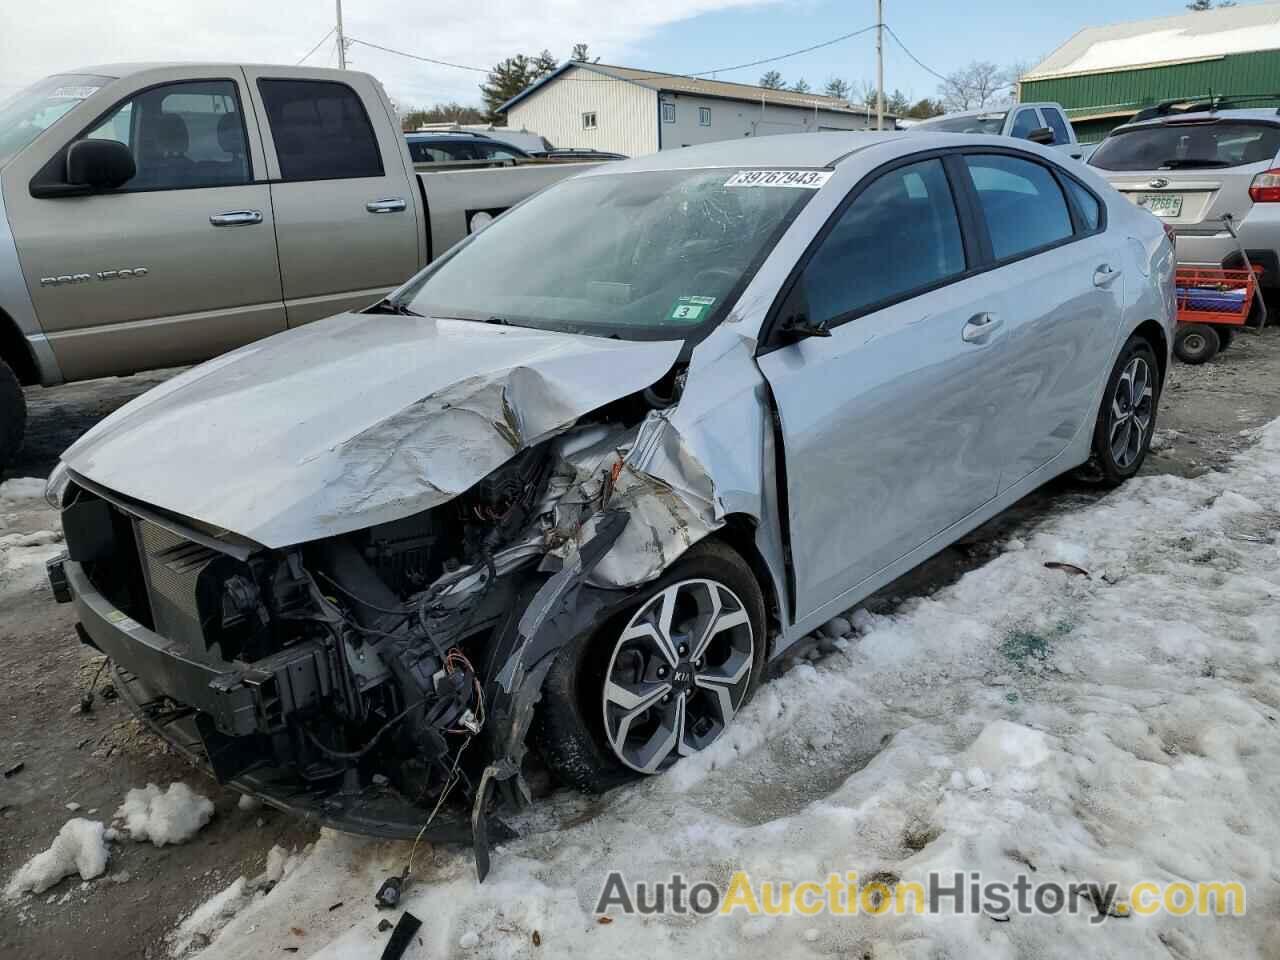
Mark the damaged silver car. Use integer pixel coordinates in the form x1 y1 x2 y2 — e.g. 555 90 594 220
46 132 1176 878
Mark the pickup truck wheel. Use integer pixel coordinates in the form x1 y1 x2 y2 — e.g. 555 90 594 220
1173 324 1219 364
533 540 766 794
0 359 27 476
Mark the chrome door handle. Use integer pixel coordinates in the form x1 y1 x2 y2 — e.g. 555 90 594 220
961 313 1002 343
209 210 263 227
366 197 406 213
1093 263 1121 286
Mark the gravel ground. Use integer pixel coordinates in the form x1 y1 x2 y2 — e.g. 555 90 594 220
2 327 1279 959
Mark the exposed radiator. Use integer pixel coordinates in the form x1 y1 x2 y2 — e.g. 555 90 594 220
134 520 219 650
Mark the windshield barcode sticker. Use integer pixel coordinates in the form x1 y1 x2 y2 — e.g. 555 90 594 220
724 170 832 189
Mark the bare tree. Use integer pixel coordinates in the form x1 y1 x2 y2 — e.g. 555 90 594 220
571 43 590 61
938 61 1013 112
1188 0 1236 8
792 78 811 94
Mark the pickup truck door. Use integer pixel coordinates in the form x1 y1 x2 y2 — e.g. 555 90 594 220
243 69 423 326
1 67 285 382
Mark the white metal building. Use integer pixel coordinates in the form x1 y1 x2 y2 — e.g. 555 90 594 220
497 62 887 157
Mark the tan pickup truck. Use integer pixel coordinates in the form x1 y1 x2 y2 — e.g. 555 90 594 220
0 64 596 471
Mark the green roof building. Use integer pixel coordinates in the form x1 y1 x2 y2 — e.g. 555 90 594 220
1020 1 1280 143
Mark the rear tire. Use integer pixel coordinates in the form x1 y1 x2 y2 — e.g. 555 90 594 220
1174 324 1219 364
534 540 767 794
1083 335 1160 486
0 359 27 476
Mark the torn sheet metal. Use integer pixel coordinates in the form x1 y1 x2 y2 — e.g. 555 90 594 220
61 312 681 548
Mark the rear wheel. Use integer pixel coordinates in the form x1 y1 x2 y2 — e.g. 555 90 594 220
535 540 766 793
1084 335 1160 486
1173 324 1219 364
0 359 27 476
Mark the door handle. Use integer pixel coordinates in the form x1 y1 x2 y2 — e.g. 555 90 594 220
961 313 1002 343
1093 263 1121 286
366 197 407 214
209 210 263 227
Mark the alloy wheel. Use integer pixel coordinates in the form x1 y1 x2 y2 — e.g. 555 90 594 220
1109 356 1154 470
601 578 754 774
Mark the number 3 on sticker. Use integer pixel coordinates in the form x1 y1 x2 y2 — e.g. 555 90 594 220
669 295 716 322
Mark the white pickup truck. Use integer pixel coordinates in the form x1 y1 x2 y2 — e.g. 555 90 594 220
0 64 595 472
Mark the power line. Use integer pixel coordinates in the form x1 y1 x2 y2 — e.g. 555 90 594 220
346 25 880 84
297 26 336 65
883 24 948 83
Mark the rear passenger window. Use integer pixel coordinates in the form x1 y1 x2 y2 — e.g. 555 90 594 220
965 155 1072 259
1044 109 1072 146
1010 109 1041 139
1063 177 1101 231
257 79 383 181
799 159 966 326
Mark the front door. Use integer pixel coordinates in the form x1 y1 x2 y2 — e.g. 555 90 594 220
3 69 285 382
756 156 1007 620
243 70 422 326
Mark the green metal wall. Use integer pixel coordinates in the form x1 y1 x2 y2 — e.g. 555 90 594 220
1022 49 1280 141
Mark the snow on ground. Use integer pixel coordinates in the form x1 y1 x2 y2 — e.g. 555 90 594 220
4 819 109 898
187 421 1280 959
0 476 63 598
114 783 216 847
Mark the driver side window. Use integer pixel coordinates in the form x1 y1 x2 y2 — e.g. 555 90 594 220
796 158 967 329
83 79 251 191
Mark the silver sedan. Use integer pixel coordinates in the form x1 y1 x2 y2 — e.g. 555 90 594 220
50 130 1175 869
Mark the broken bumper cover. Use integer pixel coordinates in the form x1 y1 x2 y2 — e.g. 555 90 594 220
54 555 511 844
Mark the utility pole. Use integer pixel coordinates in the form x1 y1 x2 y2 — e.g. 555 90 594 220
876 0 885 130
336 0 347 68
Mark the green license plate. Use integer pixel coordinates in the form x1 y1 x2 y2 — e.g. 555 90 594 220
1136 193 1183 217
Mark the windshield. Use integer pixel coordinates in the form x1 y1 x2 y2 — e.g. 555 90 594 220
0 74 110 167
918 113 1006 134
1089 121 1280 171
398 168 819 340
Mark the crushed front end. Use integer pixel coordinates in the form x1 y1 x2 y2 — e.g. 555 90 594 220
46 412 681 877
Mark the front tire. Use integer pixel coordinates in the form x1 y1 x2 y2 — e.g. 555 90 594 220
1085 335 1160 486
0 359 27 476
1174 324 1219 364
534 540 766 794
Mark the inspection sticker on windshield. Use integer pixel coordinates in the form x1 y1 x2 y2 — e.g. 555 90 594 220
724 170 832 189
669 296 716 322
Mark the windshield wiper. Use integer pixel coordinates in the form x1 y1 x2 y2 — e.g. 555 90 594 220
367 298 420 316
1158 159 1231 169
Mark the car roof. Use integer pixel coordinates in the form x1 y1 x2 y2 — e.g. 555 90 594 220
1117 108 1280 132
577 132 908 174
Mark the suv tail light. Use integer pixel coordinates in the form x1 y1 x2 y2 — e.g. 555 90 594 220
1249 169 1280 202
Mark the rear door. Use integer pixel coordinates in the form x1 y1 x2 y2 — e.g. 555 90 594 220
244 70 421 326
2 68 284 381
756 155 1008 620
956 151 1124 488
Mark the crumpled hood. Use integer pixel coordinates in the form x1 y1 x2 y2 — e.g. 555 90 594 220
64 312 681 547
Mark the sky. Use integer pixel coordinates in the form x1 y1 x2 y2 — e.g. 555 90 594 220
0 0 1255 109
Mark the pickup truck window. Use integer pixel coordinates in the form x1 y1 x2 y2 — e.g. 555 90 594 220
918 113 1006 135
257 79 383 181
1010 109 1041 139
83 79 252 191
0 74 109 166
1043 109 1073 146
397 168 816 342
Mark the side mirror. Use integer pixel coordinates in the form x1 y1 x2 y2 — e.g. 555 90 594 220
1027 126 1055 145
777 312 831 343
66 139 135 191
